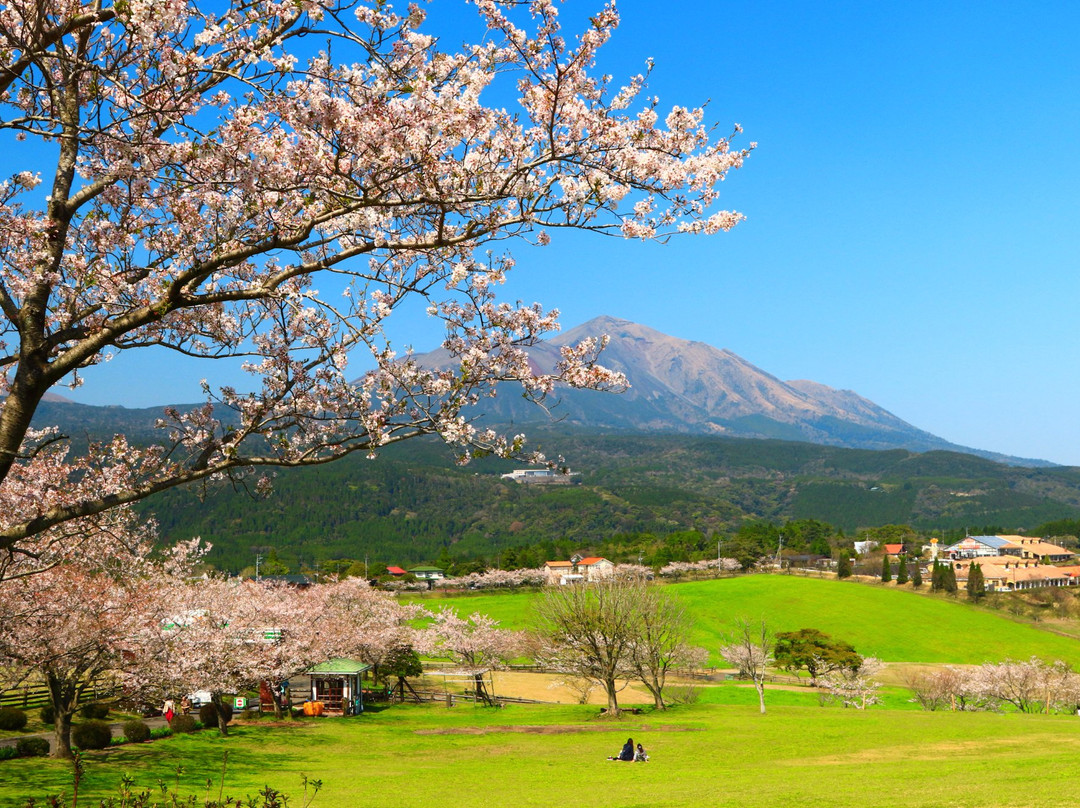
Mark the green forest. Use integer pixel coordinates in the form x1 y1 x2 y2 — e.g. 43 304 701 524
138 428 1080 574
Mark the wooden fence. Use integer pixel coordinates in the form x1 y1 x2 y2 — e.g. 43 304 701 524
0 681 118 711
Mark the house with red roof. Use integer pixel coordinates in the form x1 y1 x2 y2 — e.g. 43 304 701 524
543 555 614 585
386 566 408 576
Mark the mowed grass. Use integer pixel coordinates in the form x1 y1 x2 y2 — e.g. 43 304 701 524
416 575 1080 666
6 701 1080 808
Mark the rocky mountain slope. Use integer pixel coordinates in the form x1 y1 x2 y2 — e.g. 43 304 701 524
416 316 1044 465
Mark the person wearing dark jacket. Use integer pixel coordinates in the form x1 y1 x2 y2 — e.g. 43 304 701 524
615 738 634 761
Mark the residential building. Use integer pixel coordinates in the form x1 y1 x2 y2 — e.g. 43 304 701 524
543 556 614 585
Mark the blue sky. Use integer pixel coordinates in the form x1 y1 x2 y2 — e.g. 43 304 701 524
53 0 1080 464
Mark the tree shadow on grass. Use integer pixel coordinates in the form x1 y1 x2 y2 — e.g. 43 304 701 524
0 725 318 807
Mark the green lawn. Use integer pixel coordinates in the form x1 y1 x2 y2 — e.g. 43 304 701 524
416 575 1080 666
5 701 1080 807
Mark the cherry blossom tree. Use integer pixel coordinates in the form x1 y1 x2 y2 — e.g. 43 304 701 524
0 511 198 758
0 0 752 559
429 607 522 705
719 617 773 714
318 577 427 681
145 576 330 734
820 657 884 709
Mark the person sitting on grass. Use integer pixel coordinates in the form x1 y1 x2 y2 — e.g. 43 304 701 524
608 737 635 761
634 743 649 762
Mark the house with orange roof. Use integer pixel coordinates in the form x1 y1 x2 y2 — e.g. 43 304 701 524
543 556 614 585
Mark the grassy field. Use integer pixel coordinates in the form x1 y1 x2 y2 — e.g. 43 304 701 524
5 700 1080 807
7 575 1080 806
415 575 1080 666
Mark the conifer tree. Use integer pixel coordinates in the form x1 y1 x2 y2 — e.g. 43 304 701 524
837 552 852 580
912 561 923 588
880 555 892 583
966 563 986 602
895 556 909 585
930 561 944 592
944 563 958 595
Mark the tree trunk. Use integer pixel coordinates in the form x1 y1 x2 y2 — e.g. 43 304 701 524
646 677 665 709
754 677 766 714
211 694 229 737
47 671 77 759
52 709 74 759
604 676 620 716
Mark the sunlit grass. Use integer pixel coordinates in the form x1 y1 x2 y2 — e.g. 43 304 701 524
5 701 1080 807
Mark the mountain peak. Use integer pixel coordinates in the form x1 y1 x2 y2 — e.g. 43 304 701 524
411 316 1046 465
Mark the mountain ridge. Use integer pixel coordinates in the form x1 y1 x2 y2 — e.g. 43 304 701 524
415 315 1049 467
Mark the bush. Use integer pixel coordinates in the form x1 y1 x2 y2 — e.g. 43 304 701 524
150 726 173 740
0 707 28 731
0 746 16 761
169 714 199 734
199 702 233 727
122 720 151 743
72 719 112 750
15 737 49 757
39 704 55 725
666 685 702 706
79 702 110 720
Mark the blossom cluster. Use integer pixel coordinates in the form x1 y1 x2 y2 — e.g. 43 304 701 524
0 0 751 552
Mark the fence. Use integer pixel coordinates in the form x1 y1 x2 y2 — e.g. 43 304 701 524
0 683 50 710
0 681 118 711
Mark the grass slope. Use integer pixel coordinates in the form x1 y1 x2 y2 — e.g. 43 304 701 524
415 575 1080 666
6 704 1080 808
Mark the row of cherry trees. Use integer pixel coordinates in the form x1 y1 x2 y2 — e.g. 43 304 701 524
0 511 528 758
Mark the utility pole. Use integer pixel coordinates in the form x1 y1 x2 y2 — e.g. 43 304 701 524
255 553 262 581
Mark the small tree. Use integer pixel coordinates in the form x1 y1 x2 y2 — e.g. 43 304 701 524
966 563 986 602
944 564 958 595
627 586 706 710
931 561 946 592
430 609 521 706
821 657 884 709
837 553 852 580
534 577 644 716
895 556 909 585
719 618 773 714
774 629 861 685
912 561 923 588
880 555 892 583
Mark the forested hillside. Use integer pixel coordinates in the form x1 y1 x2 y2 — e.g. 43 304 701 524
141 428 1080 573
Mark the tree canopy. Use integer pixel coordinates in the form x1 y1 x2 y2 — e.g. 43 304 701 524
0 0 750 567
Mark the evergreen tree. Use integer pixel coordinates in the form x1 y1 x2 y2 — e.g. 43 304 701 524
880 555 892 583
944 563 958 595
837 552 852 579
930 561 944 592
911 561 923 588
966 563 986 602
895 556 909 585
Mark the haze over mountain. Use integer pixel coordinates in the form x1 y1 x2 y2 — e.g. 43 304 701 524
415 316 1048 467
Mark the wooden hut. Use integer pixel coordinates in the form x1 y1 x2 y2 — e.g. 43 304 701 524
305 658 372 714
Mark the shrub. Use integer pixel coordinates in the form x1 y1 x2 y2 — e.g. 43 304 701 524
665 685 701 706
79 702 110 720
122 720 151 743
0 746 17 761
0 707 28 731
39 704 55 724
169 714 199 734
72 719 112 750
15 737 49 757
199 702 233 727
150 726 173 740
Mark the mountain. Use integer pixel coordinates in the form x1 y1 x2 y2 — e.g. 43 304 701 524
415 316 1047 466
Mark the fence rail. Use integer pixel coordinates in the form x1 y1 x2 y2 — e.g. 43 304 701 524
0 681 118 711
